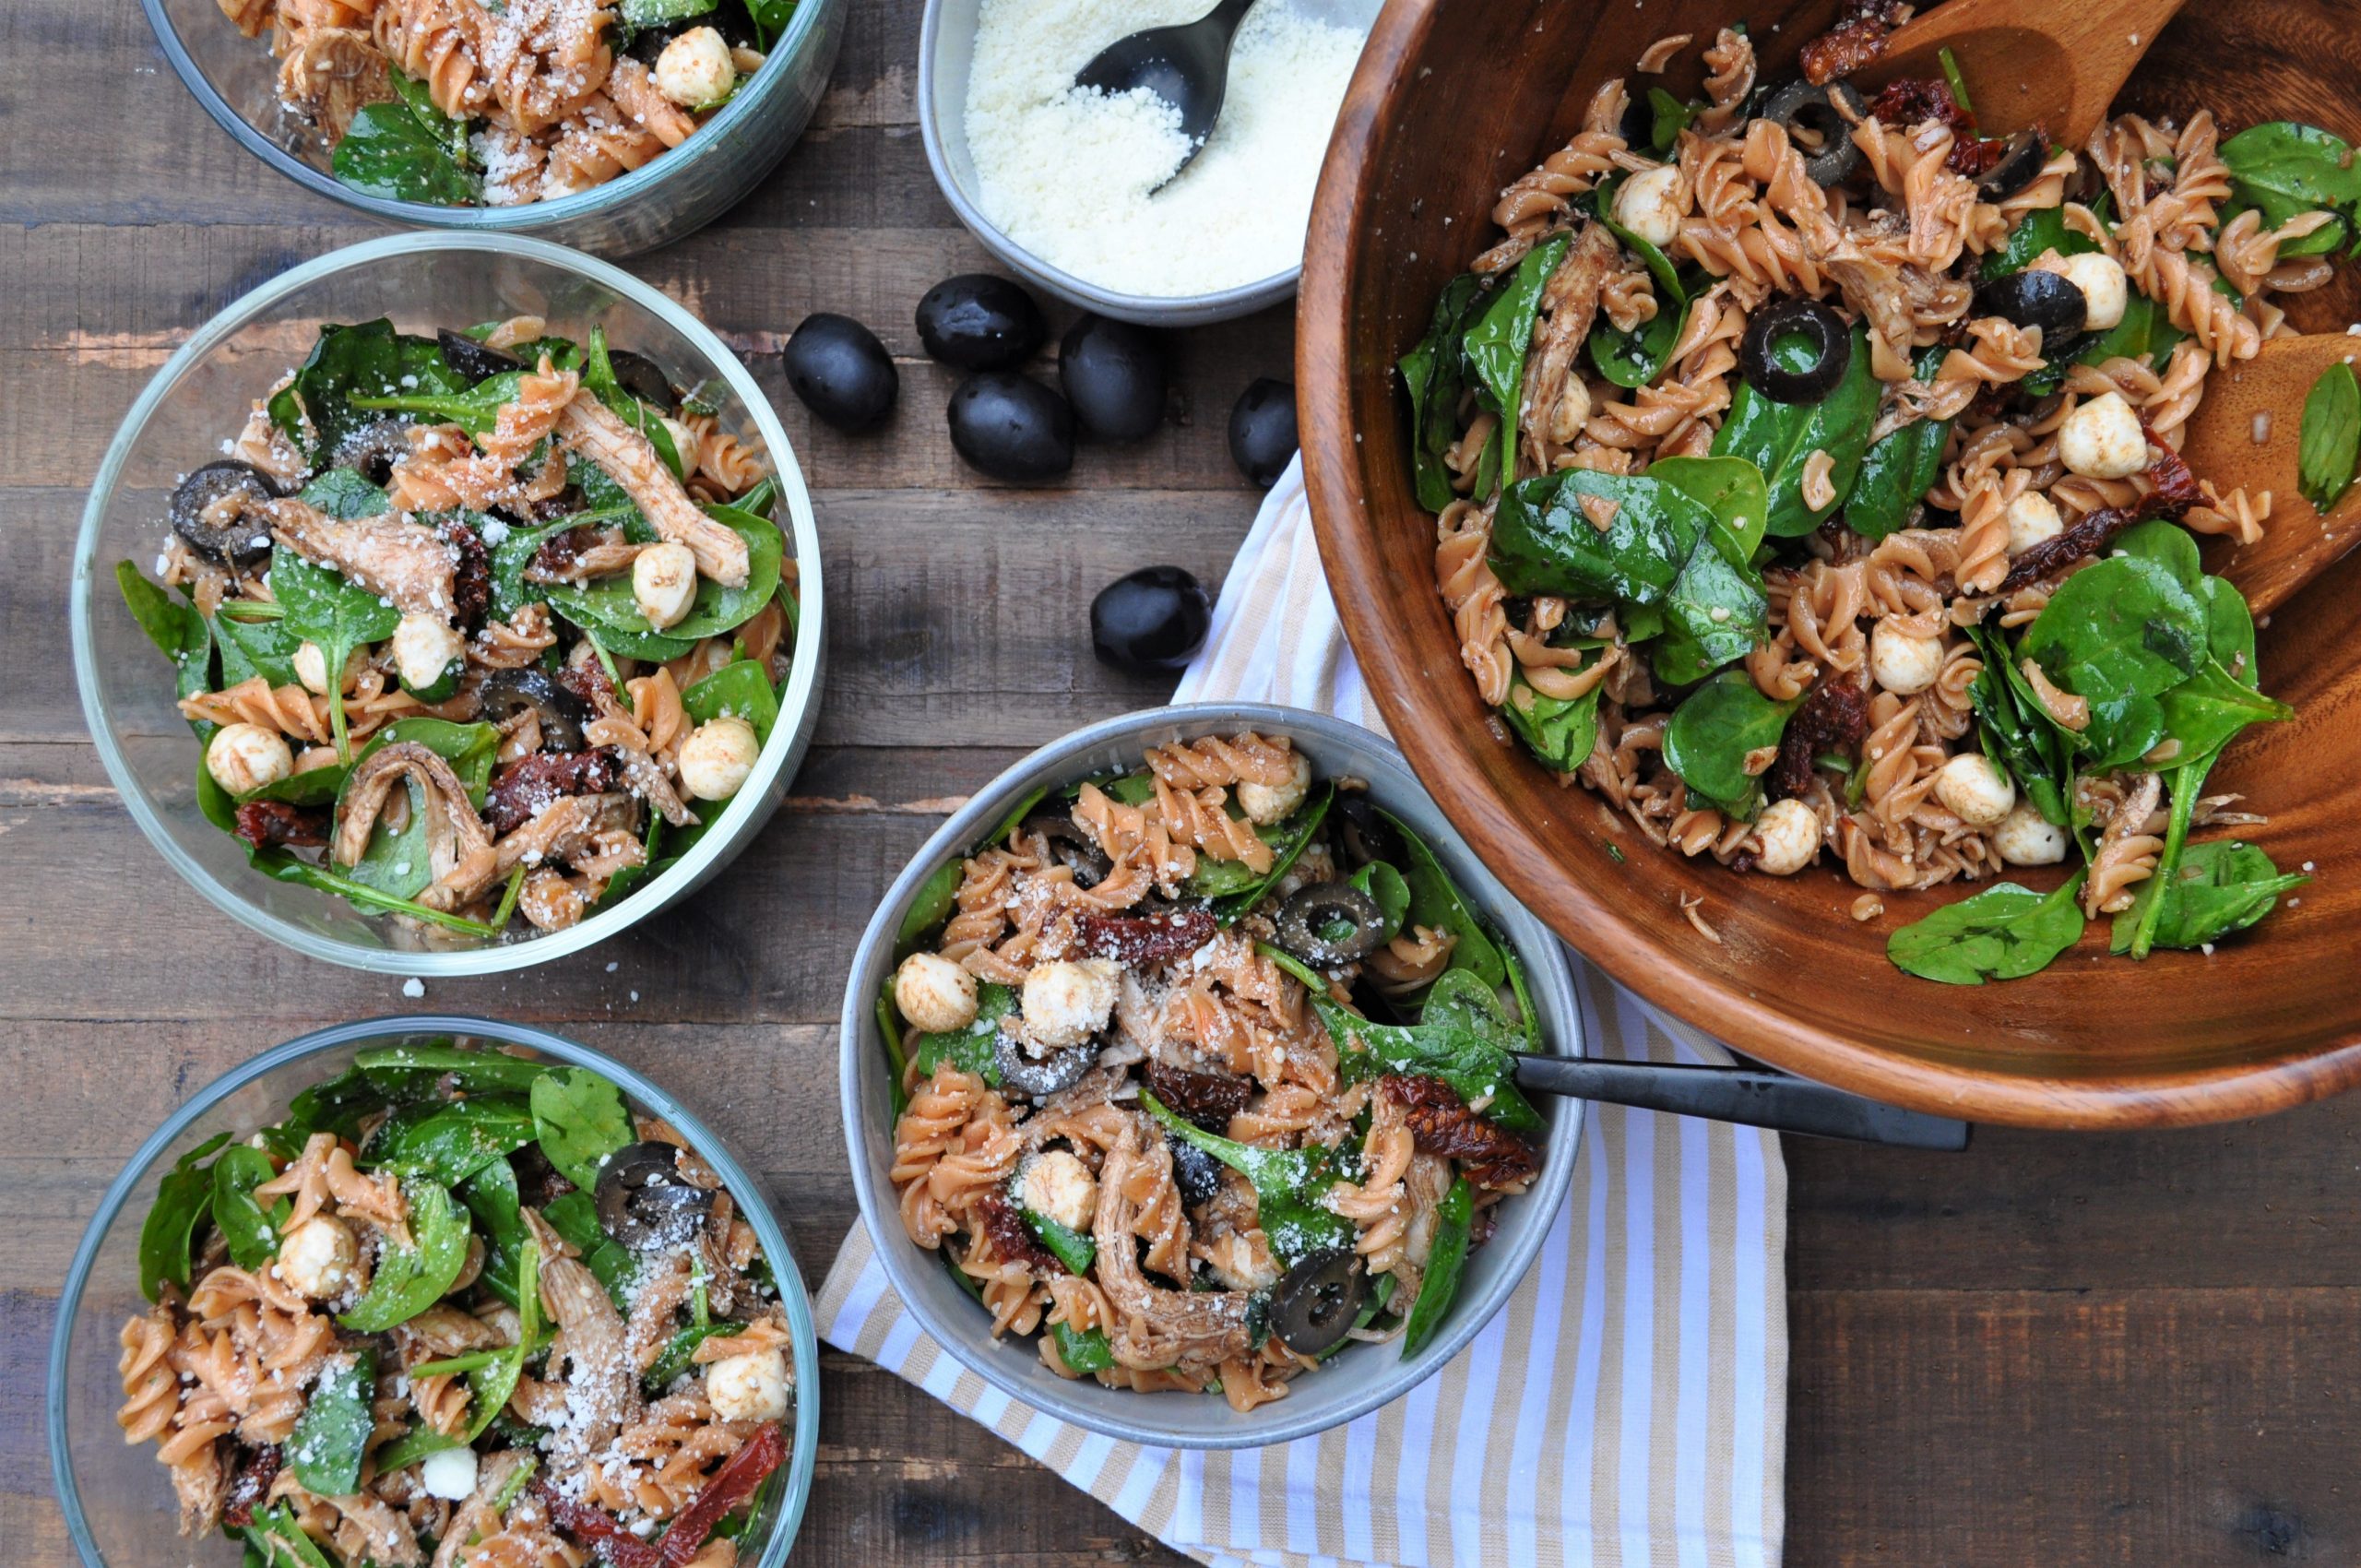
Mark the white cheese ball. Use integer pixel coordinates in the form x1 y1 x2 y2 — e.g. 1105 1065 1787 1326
1933 752 2017 828
1869 621 1944 696
206 722 294 795
1612 164 1686 249
705 1348 790 1422
1235 750 1312 826
1020 958 1122 1051
1022 1149 1097 1231
632 541 700 632
659 418 699 474
655 26 738 110
2004 490 2065 557
895 951 978 1034
677 716 760 801
421 1445 479 1502
390 612 465 692
291 639 364 696
1993 801 2070 866
2050 252 2129 331
277 1215 358 1300
2058 391 2149 480
1751 798 1822 876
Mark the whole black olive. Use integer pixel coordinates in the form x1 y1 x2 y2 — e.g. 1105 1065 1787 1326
170 461 284 568
1274 882 1388 966
1267 1248 1368 1357
1970 267 2087 343
993 1030 1097 1099
784 313 899 434
328 416 416 487
606 349 678 410
1090 565 1211 673
1334 793 1404 869
915 274 1049 372
594 1140 716 1252
1167 1134 1224 1207
1059 315 1168 443
438 328 524 384
1738 297 1853 404
479 666 588 754
1975 130 2049 202
1227 378 1298 488
1020 811 1113 888
1757 77 1867 186
946 372 1074 481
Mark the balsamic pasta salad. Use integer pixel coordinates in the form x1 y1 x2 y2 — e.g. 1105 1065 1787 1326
1403 20 2341 982
116 315 797 946
118 1045 792 1568
879 732 1548 1409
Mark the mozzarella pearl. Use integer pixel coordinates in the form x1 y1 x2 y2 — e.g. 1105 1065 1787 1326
895 952 978 1034
632 541 700 632
206 722 294 795
1933 753 2017 828
390 612 465 692
2058 391 2149 480
291 640 364 696
655 27 737 110
2004 491 2065 556
1022 1149 1097 1231
1020 958 1122 1050
1993 801 2070 866
705 1348 790 1422
277 1215 358 1300
2049 252 2129 331
677 716 761 801
1235 751 1312 826
1751 798 1822 876
1612 164 1686 249
1869 621 1944 695
421 1446 479 1502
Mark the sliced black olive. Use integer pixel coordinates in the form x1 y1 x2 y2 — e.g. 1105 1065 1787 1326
1267 1248 1367 1357
992 1029 1097 1099
1167 1134 1224 1207
1757 77 1866 186
1274 883 1388 966
1059 315 1168 443
437 329 524 385
1228 378 1299 489
1020 810 1113 888
915 274 1049 372
1090 565 1211 673
1738 297 1853 404
606 349 677 410
784 314 899 434
328 416 416 487
1334 793 1404 869
479 667 588 754
947 373 1074 481
594 1140 716 1252
171 460 284 568
1970 268 2086 343
1975 130 2049 202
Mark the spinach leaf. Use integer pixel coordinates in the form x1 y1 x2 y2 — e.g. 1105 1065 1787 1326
138 1132 231 1301
1979 201 2098 280
299 466 392 521
271 549 400 758
1488 468 1712 605
908 981 1016 1083
1501 668 1604 774
1140 1089 1356 1265
364 1094 539 1187
540 1191 638 1308
2218 121 2361 257
458 1156 528 1309
583 327 686 479
1964 622 2071 825
1049 1321 1116 1374
289 1348 377 1496
242 1503 339 1568
1021 1206 1097 1276
2020 555 2208 768
332 99 482 208
644 1322 737 1394
1887 875 2088 984
1464 232 1573 492
1646 454 1772 683
355 1041 550 1095
542 503 783 643
2029 294 2186 396
265 715 498 811
681 658 781 743
210 1144 288 1272
1204 785 1335 921
1711 322 1877 537
895 861 965 959
1588 300 1686 389
213 606 304 694
1846 349 1953 540
284 319 469 456
1349 861 1411 944
622 0 715 21
353 370 527 437
338 1178 474 1331
746 0 798 48
376 1241 541 1470
2110 839 2308 954
529 1067 636 1192
1378 807 1508 988
117 564 215 707
1649 453 1770 564
1398 1177 1473 1358
1661 671 1797 816
386 66 471 167
2299 360 2361 512
2155 659 2293 763
1646 87 1694 154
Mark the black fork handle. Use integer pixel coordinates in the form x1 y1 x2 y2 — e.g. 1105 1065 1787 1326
1512 1054 1971 1149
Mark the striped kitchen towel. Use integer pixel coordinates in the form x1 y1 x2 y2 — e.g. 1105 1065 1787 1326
818 457 1788 1567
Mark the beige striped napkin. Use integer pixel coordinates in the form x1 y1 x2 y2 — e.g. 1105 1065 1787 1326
818 458 1788 1567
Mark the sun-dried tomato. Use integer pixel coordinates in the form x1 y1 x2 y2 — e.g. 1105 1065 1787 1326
534 1480 661 1568
220 1443 280 1528
484 747 626 836
1770 671 1869 803
233 800 328 850
2142 425 2202 518
1381 1075 1540 1190
1998 429 2201 593
657 1420 787 1566
976 1193 1064 1276
441 517 491 628
1143 1060 1254 1131
1799 0 1910 84
1073 906 1217 966
1869 77 1970 136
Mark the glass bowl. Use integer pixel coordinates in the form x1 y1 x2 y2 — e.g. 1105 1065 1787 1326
838 703 1586 1447
46 1016 822 1568
143 0 847 255
70 232 826 975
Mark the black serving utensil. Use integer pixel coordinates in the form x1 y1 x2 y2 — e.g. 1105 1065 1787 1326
1073 0 1260 193
1512 1053 1971 1148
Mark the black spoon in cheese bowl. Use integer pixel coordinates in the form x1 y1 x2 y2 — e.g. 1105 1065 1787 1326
1074 0 1260 192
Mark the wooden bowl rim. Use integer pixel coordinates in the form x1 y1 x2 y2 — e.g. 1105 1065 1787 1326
1296 0 2361 1129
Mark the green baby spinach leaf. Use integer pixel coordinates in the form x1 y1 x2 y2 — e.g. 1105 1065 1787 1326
117 564 216 707
1650 454 1770 564
2299 360 2361 512
1402 273 1491 510
2218 121 2361 256
210 1144 288 1272
1204 785 1335 922
543 503 783 644
2155 659 2293 765
284 319 469 456
338 1177 474 1332
1887 874 2088 984
1712 322 1876 537
644 1322 737 1395
682 658 782 744
242 1502 339 1568
1964 622 2072 826
1588 300 1687 389
458 1156 528 1309
213 606 305 693
1140 1089 1356 1265
289 1347 377 1497
540 1191 638 1309
895 862 965 960
583 327 686 479
138 1132 232 1302
1398 1176 1473 1358
1465 231 1573 492
353 371 527 438
1488 468 1713 606
746 0 798 49
1980 200 2098 280
1020 1206 1097 1277
364 1093 539 1188
1378 806 1509 989
1846 348 1953 541
356 1041 550 1096
2020 555 2209 769
271 549 401 759
2030 294 2186 397
529 1067 636 1192
622 0 715 22
1501 668 1604 775
1661 671 1797 817
376 1241 542 1471
908 981 1017 1084
299 466 392 521
1646 87 1694 153
2110 838 2308 954
1049 1320 1115 1374
1349 861 1411 944
333 99 483 208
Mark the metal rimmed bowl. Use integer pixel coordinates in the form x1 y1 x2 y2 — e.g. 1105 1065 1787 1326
70 232 826 975
142 0 847 255
838 703 1584 1448
46 1016 822 1568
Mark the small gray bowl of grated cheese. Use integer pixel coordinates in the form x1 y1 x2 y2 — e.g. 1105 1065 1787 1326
919 0 1380 326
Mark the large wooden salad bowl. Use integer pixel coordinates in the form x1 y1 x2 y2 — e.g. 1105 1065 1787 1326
1299 0 2361 1127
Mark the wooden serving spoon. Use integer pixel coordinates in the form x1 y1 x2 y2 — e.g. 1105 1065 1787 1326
1855 0 2192 146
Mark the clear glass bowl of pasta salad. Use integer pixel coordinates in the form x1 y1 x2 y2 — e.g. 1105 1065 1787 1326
71 232 825 974
46 1016 822 1568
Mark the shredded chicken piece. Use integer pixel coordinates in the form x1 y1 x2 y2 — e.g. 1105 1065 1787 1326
330 742 499 910
558 398 749 586
521 1207 642 1462
1092 1130 1252 1370
492 791 641 879
267 498 468 620
1519 222 1620 469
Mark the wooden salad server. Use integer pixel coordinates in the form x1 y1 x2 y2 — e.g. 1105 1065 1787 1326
1856 0 2193 147
1510 1053 1973 1147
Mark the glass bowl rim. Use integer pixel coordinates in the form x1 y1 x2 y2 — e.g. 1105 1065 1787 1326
70 230 826 975
140 0 836 231
44 1013 823 1568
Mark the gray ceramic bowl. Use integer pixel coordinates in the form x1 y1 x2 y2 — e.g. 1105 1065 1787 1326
916 0 1380 327
838 703 1584 1447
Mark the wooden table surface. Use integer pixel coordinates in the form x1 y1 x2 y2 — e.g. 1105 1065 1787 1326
6 2 2358 1563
